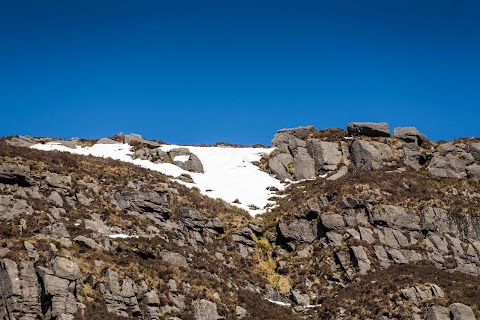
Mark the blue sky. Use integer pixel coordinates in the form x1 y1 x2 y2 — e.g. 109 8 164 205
1 0 479 145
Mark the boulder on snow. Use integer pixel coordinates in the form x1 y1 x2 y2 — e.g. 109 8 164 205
268 153 294 181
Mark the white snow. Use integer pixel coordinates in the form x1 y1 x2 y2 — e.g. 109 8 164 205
266 299 291 307
31 141 285 215
173 155 190 162
108 233 137 239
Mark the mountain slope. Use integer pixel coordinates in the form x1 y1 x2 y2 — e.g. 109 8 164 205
2 122 480 320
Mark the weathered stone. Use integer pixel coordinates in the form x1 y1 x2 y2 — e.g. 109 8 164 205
369 205 421 231
52 257 81 280
359 227 375 244
326 232 343 246
428 154 467 178
97 137 119 144
393 127 431 147
306 140 342 172
373 246 390 269
180 207 224 234
192 299 219 320
111 188 171 219
467 164 480 177
291 289 310 306
43 172 71 189
160 251 189 268
386 248 408 264
351 140 394 170
236 305 247 319
347 122 390 137
450 303 476 320
350 245 371 274
269 153 294 181
319 214 345 232
467 143 480 162
277 219 316 245
426 305 450 320
0 163 31 186
327 166 348 181
272 126 316 150
74 236 104 251
293 150 316 180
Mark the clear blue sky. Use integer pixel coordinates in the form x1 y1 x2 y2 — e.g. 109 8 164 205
1 0 479 145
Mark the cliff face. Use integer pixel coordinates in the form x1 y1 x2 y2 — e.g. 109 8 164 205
1 122 480 320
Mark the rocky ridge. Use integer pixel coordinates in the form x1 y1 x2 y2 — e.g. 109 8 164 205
1 122 480 319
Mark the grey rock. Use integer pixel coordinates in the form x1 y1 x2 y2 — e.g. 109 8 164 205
170 148 204 173
358 227 375 243
43 172 71 189
236 305 247 319
192 299 219 320
428 154 467 178
426 305 450 320
6 135 36 147
369 205 421 231
272 126 316 150
320 214 345 232
160 251 189 268
386 248 408 264
373 245 390 269
350 245 371 274
177 173 195 183
351 140 394 170
0 163 32 186
143 291 160 306
291 289 310 306
52 257 81 280
326 231 343 246
402 147 427 170
293 150 316 180
97 137 119 144
450 303 476 320
347 122 390 137
467 143 480 162
467 164 480 177
111 188 171 219
393 127 431 147
180 207 224 234
278 219 317 243
269 153 294 181
74 236 104 251
48 191 64 207
306 140 342 172
327 166 349 181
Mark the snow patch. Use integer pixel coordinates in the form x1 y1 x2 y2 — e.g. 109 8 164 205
31 142 285 215
173 155 189 162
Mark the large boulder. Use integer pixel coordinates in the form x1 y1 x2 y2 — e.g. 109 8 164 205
306 140 343 172
293 152 316 180
169 148 204 173
426 305 450 320
278 219 317 244
393 127 431 147
428 154 467 178
467 143 480 162
350 140 394 170
369 205 421 231
0 163 32 186
268 153 294 181
449 303 476 320
347 122 390 137
272 126 316 150
192 299 219 320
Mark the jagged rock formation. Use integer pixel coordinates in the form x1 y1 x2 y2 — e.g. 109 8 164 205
268 122 480 182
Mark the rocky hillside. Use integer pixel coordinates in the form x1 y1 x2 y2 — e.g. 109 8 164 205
1 122 480 320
